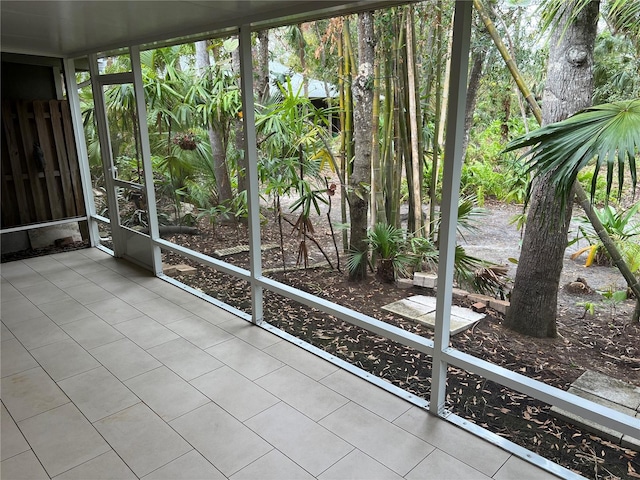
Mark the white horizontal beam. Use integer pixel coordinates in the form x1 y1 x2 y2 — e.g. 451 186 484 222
0 216 88 235
154 237 251 281
444 348 640 439
258 275 434 355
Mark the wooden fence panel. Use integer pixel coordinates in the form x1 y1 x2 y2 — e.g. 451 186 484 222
60 101 85 216
1 100 85 229
46 100 77 217
15 101 49 222
1 102 31 225
33 101 65 219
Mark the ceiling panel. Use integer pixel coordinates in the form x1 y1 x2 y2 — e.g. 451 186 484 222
0 0 402 58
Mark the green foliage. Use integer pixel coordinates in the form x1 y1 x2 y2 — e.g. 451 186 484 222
578 286 631 319
289 180 328 218
573 201 640 266
620 242 640 274
346 224 405 281
348 223 413 282
460 160 497 206
452 195 485 240
599 286 628 317
508 212 527 233
577 167 609 206
230 190 249 222
505 99 640 209
197 203 232 236
347 195 503 294
538 0 639 43
256 77 333 165
462 120 529 205
577 202 640 243
576 300 596 317
594 31 640 104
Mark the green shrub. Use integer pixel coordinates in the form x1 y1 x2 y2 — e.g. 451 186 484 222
577 167 610 206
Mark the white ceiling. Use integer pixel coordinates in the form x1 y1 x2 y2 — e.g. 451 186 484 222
1 1 403 59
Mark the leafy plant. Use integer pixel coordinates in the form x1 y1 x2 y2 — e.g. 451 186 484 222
599 286 628 318
577 300 596 318
197 203 232 237
347 223 412 283
430 194 486 242
505 99 640 209
347 195 504 293
290 180 329 268
577 167 608 206
571 202 640 267
460 157 528 205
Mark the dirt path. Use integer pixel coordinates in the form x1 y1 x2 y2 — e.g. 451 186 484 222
458 201 627 293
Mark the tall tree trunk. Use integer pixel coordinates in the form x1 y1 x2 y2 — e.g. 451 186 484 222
208 127 233 204
505 1 599 338
195 40 233 206
382 52 398 227
501 94 511 140
406 5 423 235
231 40 247 198
429 0 444 239
339 25 353 252
461 47 486 161
255 30 270 102
349 11 375 280
343 19 355 176
478 0 639 324
371 55 386 226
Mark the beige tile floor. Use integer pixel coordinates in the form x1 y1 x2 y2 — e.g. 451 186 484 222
1 248 561 479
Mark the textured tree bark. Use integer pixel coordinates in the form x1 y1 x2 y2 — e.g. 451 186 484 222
406 5 423 235
371 57 387 226
195 40 233 206
207 127 233 205
505 1 599 337
349 11 375 280
255 30 270 103
461 46 485 160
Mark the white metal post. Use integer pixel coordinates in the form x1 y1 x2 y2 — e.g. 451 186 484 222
239 25 264 324
88 53 123 256
62 57 101 247
430 0 473 416
130 45 163 275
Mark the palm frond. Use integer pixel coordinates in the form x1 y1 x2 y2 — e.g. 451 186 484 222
538 0 640 50
504 99 640 208
606 0 640 43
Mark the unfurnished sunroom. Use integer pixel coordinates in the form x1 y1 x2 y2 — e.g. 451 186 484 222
1 1 638 479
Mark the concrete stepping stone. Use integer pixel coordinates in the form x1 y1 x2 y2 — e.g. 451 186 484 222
550 370 640 451
382 295 485 335
573 370 640 411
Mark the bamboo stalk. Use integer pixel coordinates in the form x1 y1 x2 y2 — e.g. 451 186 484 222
406 4 423 235
429 0 444 239
371 53 386 225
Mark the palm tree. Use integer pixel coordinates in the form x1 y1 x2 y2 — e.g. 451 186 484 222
506 99 640 322
503 0 600 338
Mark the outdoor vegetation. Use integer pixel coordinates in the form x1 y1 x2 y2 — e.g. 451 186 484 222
76 0 639 478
